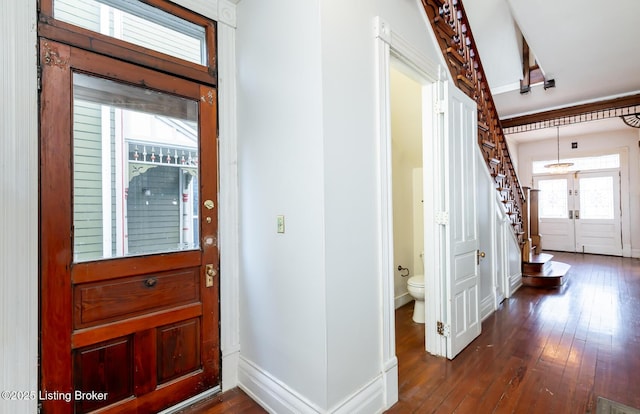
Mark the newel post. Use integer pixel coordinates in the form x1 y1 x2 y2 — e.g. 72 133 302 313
521 187 532 262
529 189 541 255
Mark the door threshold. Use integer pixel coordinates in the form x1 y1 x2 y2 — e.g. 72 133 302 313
158 386 221 414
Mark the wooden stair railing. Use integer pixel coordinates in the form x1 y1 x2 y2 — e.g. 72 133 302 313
420 0 527 244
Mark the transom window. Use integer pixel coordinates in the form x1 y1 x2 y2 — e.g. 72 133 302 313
532 153 620 174
54 0 207 64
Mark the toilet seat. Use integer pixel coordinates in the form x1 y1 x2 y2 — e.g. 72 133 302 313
407 275 424 287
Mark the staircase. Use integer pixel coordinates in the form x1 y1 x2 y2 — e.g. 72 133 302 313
522 252 571 288
420 0 526 241
420 0 571 287
520 188 570 287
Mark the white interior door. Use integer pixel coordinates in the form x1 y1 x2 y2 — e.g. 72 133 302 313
443 82 480 359
534 170 622 256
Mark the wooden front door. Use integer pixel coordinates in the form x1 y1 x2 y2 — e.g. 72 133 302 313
40 40 219 413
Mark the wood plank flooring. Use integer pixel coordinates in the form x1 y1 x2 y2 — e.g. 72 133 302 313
388 252 640 413
181 252 640 413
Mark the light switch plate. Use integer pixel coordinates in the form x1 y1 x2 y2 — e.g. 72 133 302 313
277 215 285 234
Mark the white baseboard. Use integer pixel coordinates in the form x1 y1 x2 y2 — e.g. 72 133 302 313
394 292 412 309
222 347 240 391
509 272 522 296
329 376 385 414
631 249 640 259
382 357 398 409
238 357 388 414
238 357 322 413
480 295 494 321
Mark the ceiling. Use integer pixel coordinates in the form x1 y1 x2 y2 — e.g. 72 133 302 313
462 0 640 143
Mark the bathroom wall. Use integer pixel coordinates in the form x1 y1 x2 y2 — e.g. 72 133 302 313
390 67 423 308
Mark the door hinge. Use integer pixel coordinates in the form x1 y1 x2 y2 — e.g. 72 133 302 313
434 100 446 114
435 211 449 225
437 321 450 337
37 65 42 92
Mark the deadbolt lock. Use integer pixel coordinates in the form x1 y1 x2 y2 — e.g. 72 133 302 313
204 199 214 210
205 264 216 288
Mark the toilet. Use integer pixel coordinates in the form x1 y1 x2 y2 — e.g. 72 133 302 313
407 275 425 324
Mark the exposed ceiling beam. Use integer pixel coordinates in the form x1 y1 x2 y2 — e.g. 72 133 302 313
501 93 640 129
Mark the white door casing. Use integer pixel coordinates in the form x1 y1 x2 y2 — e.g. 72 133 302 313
443 82 481 359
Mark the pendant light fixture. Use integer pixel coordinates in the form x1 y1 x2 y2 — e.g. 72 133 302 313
544 126 574 174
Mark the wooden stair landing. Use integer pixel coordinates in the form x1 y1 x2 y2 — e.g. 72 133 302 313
522 253 571 288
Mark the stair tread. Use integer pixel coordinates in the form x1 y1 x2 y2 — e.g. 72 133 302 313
524 261 571 278
525 252 554 264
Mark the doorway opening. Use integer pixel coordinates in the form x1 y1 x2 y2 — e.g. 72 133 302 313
389 64 425 319
533 153 623 256
376 17 484 408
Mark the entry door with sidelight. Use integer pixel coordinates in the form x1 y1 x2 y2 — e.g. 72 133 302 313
535 170 622 256
40 41 219 413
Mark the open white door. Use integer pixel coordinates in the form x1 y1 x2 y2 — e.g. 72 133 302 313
442 82 481 359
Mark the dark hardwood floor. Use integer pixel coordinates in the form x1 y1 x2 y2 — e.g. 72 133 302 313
174 388 266 414
182 252 640 413
388 251 640 413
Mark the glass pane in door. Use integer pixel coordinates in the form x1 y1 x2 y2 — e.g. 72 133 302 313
538 178 568 219
579 176 614 219
72 72 199 262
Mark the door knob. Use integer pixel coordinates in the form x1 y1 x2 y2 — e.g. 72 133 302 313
205 264 216 288
144 277 157 288
476 250 486 265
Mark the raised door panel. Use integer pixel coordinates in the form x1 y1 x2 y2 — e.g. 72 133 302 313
444 82 480 359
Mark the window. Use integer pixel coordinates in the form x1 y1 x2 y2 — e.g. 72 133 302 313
72 73 200 262
579 176 615 220
538 178 568 219
54 0 206 64
40 0 216 86
532 153 620 175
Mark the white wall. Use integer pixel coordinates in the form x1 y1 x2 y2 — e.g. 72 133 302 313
0 1 38 413
476 149 496 321
507 224 523 294
236 0 443 411
516 127 640 257
236 0 328 409
390 68 423 308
